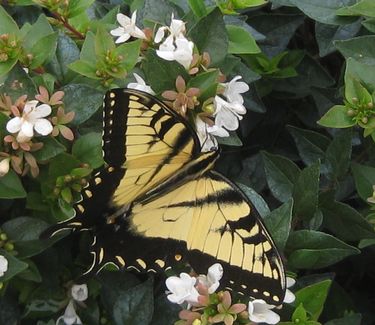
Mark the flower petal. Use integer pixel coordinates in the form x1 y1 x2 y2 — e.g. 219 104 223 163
117 13 131 27
6 117 22 133
110 27 125 36
155 27 166 43
31 103 52 119
115 33 131 44
20 120 34 137
34 119 53 135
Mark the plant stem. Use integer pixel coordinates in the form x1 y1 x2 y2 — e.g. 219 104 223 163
51 12 85 40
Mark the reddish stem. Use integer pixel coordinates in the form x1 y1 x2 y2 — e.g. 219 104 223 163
51 12 85 40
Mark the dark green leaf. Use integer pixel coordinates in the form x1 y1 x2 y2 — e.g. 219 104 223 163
293 161 320 221
217 132 243 146
188 0 207 18
0 65 37 100
237 183 270 218
287 230 360 269
315 20 361 57
61 84 104 125
264 199 293 250
351 163 375 201
288 125 330 167
324 129 352 180
335 35 375 65
262 151 300 202
0 170 26 199
189 8 228 65
142 50 188 94
325 314 362 325
320 194 375 241
0 249 28 282
33 137 66 162
72 132 104 168
2 217 49 241
112 278 154 325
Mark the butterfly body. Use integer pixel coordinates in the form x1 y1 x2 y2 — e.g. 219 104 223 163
43 89 286 304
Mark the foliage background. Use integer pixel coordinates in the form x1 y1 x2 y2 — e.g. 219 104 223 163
0 0 375 324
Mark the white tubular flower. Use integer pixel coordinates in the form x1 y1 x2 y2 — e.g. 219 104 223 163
56 300 82 325
284 277 296 304
127 73 155 95
110 11 146 44
0 255 8 277
0 158 10 177
248 299 280 325
195 116 218 152
198 263 223 294
213 95 246 131
6 100 53 142
165 273 199 305
154 13 186 44
157 37 194 69
223 75 249 104
71 284 88 302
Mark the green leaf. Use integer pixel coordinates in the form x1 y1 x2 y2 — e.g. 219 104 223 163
324 129 352 179
320 194 375 241
68 60 99 79
0 6 20 35
116 39 142 72
287 230 360 269
226 25 260 54
344 58 375 93
288 126 330 167
262 151 300 202
264 199 293 250
67 0 95 18
335 36 375 66
112 278 154 325
317 105 356 128
248 13 304 57
33 137 66 162
72 132 105 168
352 163 375 201
79 31 96 63
237 183 270 218
232 0 267 9
189 8 228 65
0 170 26 199
95 28 115 58
187 70 219 102
315 21 361 57
142 50 188 94
292 303 308 322
2 217 49 241
217 132 243 146
325 314 362 325
61 84 104 125
48 153 81 179
47 32 80 83
188 0 207 18
0 249 28 282
18 260 42 283
362 17 375 32
29 32 58 69
289 0 357 25
293 161 320 221
22 14 53 50
294 280 332 321
0 65 37 100
0 59 18 77
337 0 375 18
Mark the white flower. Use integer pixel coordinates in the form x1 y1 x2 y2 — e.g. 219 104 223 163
154 13 186 44
157 37 194 69
6 100 53 142
165 273 199 305
284 277 296 304
56 300 82 325
197 263 223 294
71 284 88 302
127 73 155 95
0 255 8 277
223 75 249 105
0 158 10 177
110 11 146 44
248 299 280 325
195 116 218 152
213 95 246 131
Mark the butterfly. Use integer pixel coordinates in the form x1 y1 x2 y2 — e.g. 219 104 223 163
44 88 286 305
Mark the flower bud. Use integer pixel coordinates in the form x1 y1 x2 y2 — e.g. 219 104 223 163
362 117 368 124
0 53 9 62
4 242 14 251
352 97 358 103
0 158 10 177
0 34 9 41
64 175 73 183
368 102 374 109
347 109 355 117
0 233 8 241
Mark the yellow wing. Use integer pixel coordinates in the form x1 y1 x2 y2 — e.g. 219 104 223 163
103 88 201 207
121 170 286 304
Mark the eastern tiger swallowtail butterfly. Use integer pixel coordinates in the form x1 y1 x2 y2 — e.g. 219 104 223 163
43 88 286 304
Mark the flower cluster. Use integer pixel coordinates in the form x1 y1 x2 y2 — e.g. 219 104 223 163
110 12 249 152
0 87 74 178
56 283 88 325
165 264 296 325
